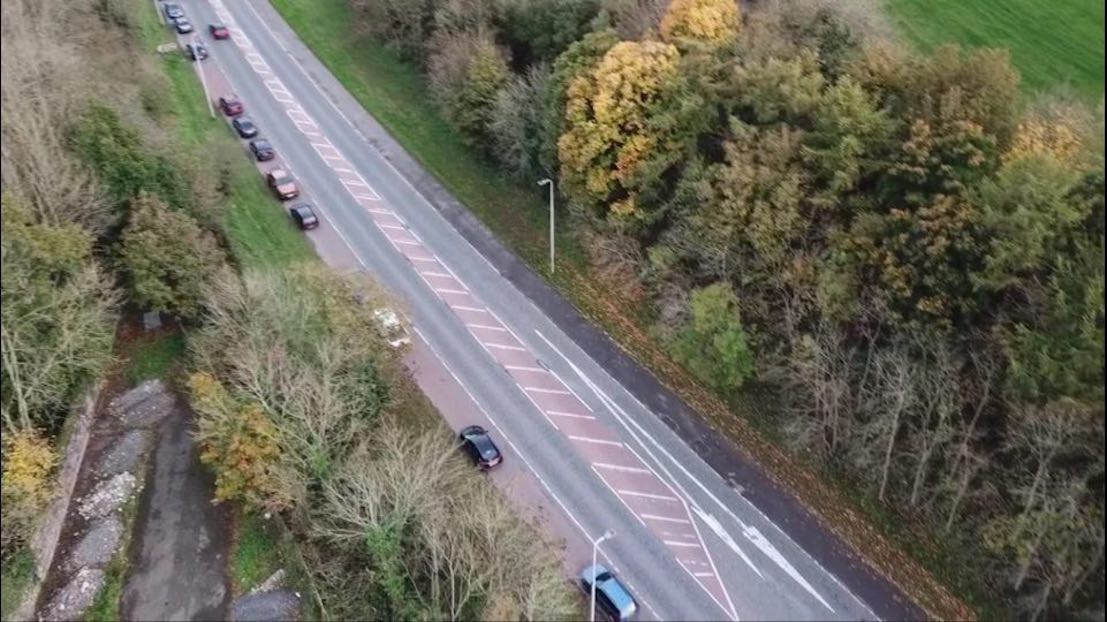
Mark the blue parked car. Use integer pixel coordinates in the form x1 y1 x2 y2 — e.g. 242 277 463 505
580 564 638 621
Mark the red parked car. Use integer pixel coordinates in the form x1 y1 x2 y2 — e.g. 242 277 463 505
266 168 299 200
218 95 243 116
209 23 231 39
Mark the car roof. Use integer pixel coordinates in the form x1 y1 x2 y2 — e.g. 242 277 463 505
292 204 315 215
269 168 289 177
581 565 636 617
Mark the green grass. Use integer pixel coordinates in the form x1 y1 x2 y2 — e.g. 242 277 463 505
0 549 36 621
231 513 283 593
84 491 140 622
125 331 186 384
885 0 1105 100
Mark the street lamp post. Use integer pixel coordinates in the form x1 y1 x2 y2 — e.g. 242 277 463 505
590 529 616 622
537 178 555 274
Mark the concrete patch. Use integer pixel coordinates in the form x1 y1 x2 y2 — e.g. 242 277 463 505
95 429 152 476
231 589 301 622
68 516 123 570
77 472 137 521
40 567 105 622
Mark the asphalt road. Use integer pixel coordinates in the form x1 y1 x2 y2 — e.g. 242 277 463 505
164 1 914 619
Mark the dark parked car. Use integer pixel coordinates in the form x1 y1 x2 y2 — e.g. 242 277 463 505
289 204 319 230
219 95 243 116
174 17 194 34
580 565 638 622
249 139 275 161
209 23 231 39
232 117 258 138
458 425 502 469
163 3 184 20
184 42 207 61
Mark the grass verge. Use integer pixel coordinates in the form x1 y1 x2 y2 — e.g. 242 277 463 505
124 330 187 385
229 511 319 619
263 0 982 618
83 489 140 622
885 0 1104 100
0 549 36 621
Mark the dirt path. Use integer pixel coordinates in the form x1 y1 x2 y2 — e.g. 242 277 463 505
120 393 232 621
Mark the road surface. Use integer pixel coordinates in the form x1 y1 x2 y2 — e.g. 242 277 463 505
163 1 922 619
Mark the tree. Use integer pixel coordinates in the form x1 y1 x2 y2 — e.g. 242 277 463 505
347 0 441 60
428 33 510 149
1 196 118 433
116 192 225 318
541 29 619 176
558 40 683 218
498 0 599 64
659 0 740 47
490 64 552 180
669 283 755 393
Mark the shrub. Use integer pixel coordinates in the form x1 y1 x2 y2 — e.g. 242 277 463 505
428 33 510 149
669 283 755 392
1 428 58 556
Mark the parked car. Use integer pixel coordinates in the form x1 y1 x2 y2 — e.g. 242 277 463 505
249 139 275 161
218 95 243 116
288 204 319 230
163 3 184 21
266 169 299 200
174 17 194 34
209 23 231 39
458 425 503 470
232 117 258 138
184 41 207 61
372 308 411 349
580 565 638 622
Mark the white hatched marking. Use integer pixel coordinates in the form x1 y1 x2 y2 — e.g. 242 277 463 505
483 343 526 352
642 514 691 525
451 305 488 313
367 208 393 215
547 410 596 420
504 364 546 373
568 435 623 448
378 224 406 231
695 572 715 578
618 489 681 502
390 239 422 247
468 323 508 332
409 256 439 264
419 271 454 278
334 167 355 174
525 387 572 395
664 540 702 548
593 462 651 475
353 193 379 202
434 288 468 295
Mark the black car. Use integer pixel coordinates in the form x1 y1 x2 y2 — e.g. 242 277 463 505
249 139 275 161
184 42 207 61
174 17 194 34
458 425 503 469
232 117 258 138
289 204 319 230
163 3 184 20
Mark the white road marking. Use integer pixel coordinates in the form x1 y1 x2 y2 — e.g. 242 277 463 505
408 256 439 264
504 364 546 373
664 540 702 548
524 386 571 395
390 239 421 247
419 271 453 278
468 323 508 332
618 489 681 502
450 304 487 313
547 410 596 420
482 343 526 352
568 436 623 448
367 208 394 215
353 193 380 202
378 224 406 231
434 287 469 296
695 572 716 578
593 462 651 475
642 514 691 525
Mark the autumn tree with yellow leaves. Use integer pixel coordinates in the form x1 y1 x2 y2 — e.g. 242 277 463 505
659 0 739 46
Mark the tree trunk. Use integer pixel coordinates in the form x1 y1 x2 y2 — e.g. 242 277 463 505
878 406 902 502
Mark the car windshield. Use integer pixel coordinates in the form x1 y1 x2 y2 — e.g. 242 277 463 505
255 141 270 149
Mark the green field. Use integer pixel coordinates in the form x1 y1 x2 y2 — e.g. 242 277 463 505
886 0 1105 100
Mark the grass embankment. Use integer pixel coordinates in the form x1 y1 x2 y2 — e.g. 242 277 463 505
885 0 1105 100
263 0 979 618
0 551 35 621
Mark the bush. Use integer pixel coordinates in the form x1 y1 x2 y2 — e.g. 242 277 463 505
490 64 552 180
1 428 58 556
669 283 755 393
116 192 226 318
